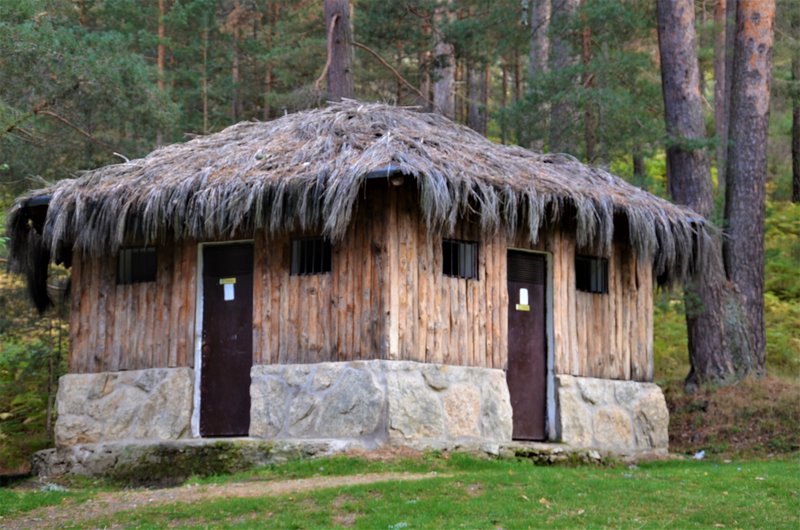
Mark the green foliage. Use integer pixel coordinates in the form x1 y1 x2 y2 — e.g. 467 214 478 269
0 268 68 473
0 339 64 471
765 201 800 302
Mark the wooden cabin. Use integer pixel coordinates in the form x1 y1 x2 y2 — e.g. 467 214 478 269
8 102 704 454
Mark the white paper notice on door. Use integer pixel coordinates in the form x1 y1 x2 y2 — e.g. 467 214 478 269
224 283 235 301
515 288 530 311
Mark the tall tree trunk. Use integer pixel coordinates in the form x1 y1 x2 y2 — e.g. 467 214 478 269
231 25 241 122
482 64 490 133
501 61 508 144
432 0 455 119
549 0 579 154
713 0 730 192
156 0 167 145
528 0 550 150
418 17 432 111
324 0 354 101
724 0 775 372
581 8 595 163
263 1 276 120
202 24 209 134
528 0 550 79
656 0 755 391
632 149 647 187
792 5 800 203
467 62 486 134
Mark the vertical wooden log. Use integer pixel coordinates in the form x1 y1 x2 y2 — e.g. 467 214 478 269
388 188 400 360
253 234 265 364
483 232 494 368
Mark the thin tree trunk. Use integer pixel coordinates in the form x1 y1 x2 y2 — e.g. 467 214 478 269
528 0 550 150
713 0 730 192
263 1 276 120
632 149 647 187
324 0 354 101
528 0 550 79
656 0 754 391
482 64 489 134
202 24 209 133
467 62 486 134
157 0 167 145
549 0 579 154
432 0 455 119
724 0 775 372
231 24 241 122
581 8 595 163
418 16 432 111
501 62 508 144
792 5 800 203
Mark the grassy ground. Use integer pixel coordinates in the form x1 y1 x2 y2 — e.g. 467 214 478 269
1 453 798 529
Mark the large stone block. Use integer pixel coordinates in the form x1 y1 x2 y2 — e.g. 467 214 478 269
556 374 668 453
386 367 445 440
55 368 194 446
249 360 512 447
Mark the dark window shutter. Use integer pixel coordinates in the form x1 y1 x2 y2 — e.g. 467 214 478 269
117 247 157 285
575 255 608 294
442 239 478 280
290 237 332 276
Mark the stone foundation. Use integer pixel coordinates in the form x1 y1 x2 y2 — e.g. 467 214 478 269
49 364 668 469
55 368 194 446
556 374 669 453
249 361 513 447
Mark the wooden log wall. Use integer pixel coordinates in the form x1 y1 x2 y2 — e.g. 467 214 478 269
391 181 654 381
68 182 653 382
252 183 389 363
389 182 508 367
69 243 197 373
539 226 654 382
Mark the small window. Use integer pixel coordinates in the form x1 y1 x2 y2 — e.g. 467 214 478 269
442 239 478 280
575 255 608 294
117 247 157 285
290 237 332 276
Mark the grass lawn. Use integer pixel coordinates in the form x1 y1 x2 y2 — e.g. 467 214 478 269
2 453 798 529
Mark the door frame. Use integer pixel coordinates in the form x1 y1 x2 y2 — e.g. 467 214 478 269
191 239 255 438
507 247 557 441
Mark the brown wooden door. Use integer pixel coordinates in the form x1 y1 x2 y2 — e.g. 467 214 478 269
506 250 547 441
200 243 254 437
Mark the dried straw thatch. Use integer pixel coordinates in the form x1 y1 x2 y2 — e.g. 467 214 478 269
8 100 708 294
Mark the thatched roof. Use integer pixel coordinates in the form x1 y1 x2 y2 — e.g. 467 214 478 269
8 100 708 294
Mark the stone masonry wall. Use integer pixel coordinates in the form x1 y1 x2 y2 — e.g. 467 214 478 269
55 368 194 446
249 361 513 447
556 374 669 453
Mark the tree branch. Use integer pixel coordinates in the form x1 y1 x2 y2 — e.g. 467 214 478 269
351 40 432 105
38 110 117 153
314 13 339 91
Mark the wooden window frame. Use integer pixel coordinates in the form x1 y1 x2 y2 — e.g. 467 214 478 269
117 246 157 285
290 236 332 276
442 239 479 280
575 255 608 294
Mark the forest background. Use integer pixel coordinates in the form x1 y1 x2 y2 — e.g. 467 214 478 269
0 0 797 473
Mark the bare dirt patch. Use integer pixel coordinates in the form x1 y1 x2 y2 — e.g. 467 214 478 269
2 471 448 530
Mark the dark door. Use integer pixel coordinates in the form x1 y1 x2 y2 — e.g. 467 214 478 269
200 243 254 437
506 250 547 441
